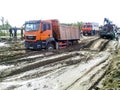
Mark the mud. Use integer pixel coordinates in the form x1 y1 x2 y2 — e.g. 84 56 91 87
0 36 119 90
94 51 120 90
0 52 79 78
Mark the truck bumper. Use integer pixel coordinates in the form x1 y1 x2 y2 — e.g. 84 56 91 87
25 41 46 49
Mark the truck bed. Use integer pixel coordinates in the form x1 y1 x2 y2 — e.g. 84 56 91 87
54 25 80 40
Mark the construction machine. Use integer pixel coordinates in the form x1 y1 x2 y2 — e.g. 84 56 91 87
99 18 118 40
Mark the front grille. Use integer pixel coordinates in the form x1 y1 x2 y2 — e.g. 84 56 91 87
26 36 36 40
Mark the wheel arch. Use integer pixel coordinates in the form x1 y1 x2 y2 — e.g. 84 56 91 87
46 38 56 48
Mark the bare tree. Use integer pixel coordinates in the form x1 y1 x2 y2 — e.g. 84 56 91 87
0 16 4 27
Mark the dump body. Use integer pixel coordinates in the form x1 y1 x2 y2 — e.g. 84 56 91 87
52 25 79 40
50 20 80 40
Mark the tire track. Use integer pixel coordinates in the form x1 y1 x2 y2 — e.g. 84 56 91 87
0 36 116 90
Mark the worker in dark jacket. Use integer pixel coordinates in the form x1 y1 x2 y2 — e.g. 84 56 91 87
9 28 13 37
21 28 24 39
14 27 17 38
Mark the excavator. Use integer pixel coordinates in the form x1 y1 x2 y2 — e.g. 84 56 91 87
99 18 118 40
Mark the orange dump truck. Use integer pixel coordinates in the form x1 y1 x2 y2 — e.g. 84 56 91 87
24 19 80 50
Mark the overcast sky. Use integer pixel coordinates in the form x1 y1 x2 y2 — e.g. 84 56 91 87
0 0 120 27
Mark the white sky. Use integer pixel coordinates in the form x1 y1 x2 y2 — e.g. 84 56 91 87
0 0 120 27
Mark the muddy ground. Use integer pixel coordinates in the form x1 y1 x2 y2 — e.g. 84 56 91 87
96 51 120 90
0 36 120 90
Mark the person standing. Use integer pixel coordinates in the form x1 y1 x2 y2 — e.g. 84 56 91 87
14 27 17 38
21 27 24 39
9 28 13 37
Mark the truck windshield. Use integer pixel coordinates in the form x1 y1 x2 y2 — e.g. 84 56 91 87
25 23 40 31
84 25 92 28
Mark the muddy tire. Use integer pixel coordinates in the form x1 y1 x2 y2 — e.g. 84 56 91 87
46 44 54 50
83 32 86 36
100 35 103 38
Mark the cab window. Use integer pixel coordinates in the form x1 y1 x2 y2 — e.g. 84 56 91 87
42 23 51 32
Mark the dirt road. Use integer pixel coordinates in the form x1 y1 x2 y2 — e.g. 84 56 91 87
0 36 119 90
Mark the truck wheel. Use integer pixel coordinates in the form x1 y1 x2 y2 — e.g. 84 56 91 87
100 35 103 38
72 40 78 45
83 32 86 36
47 44 54 50
116 37 119 41
90 31 94 36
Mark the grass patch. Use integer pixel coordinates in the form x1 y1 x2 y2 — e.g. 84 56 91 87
100 51 120 90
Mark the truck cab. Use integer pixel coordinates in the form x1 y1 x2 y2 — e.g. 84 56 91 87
82 22 99 35
24 20 56 49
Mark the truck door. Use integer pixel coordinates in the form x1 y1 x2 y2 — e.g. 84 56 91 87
40 22 52 40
